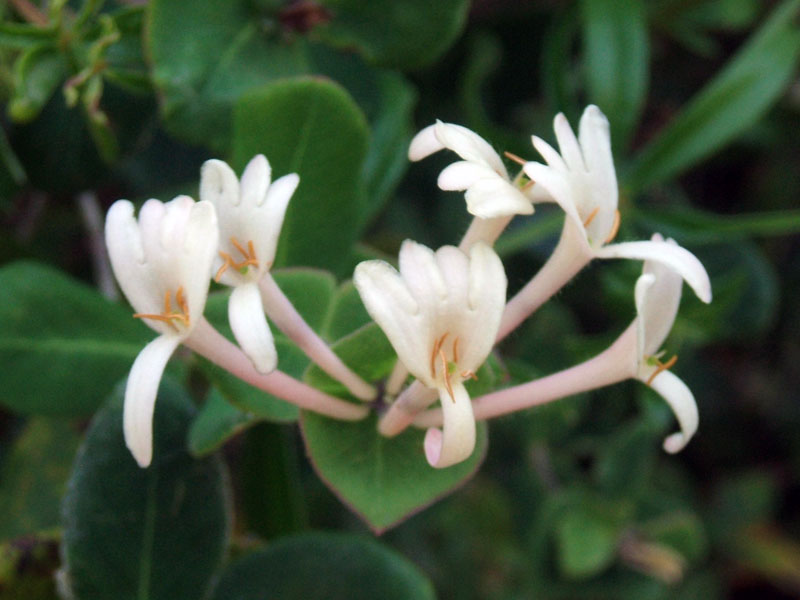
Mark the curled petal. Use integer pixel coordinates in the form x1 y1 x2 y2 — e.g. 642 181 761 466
432 121 507 177
464 178 534 219
438 161 495 191
596 240 712 303
424 382 476 468
229 282 277 374
643 369 699 454
124 334 181 467
408 124 443 161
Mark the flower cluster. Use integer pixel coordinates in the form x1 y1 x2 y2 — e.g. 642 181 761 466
105 105 711 471
364 105 711 466
106 156 372 467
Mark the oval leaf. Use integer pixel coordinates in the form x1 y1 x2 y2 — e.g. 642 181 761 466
232 78 369 275
61 380 230 600
0 261 151 416
211 532 436 600
302 323 487 532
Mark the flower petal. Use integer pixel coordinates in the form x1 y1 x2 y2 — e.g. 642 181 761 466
553 113 586 173
398 240 448 309
460 242 506 370
596 239 712 303
200 159 240 207
432 121 507 177
354 259 430 381
635 252 683 356
124 334 181 467
239 154 271 209
408 124 443 161
523 162 583 231
229 282 277 374
424 381 477 468
437 161 494 191
256 172 299 267
464 178 534 219
105 200 157 317
642 369 699 454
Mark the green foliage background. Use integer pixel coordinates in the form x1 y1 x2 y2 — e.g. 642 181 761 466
1 0 800 598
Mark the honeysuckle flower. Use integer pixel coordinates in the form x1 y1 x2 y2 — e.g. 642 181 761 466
409 121 549 219
200 155 299 375
633 237 699 453
414 235 706 455
355 240 506 468
522 105 712 303
105 195 218 467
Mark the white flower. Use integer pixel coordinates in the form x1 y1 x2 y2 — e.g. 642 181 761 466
523 105 713 304
200 155 299 374
355 240 506 468
409 121 549 219
633 235 701 453
105 196 218 467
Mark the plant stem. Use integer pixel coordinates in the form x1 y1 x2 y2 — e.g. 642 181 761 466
258 273 376 401
185 318 368 421
413 323 638 427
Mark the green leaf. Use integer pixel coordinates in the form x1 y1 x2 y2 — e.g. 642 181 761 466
323 280 371 341
210 532 436 599
555 500 626 579
581 0 648 148
302 323 487 532
8 43 68 123
146 0 308 152
188 387 256 456
0 261 151 416
313 0 469 69
635 205 800 245
272 268 337 333
541 7 581 120
359 71 415 223
0 419 81 539
640 512 709 563
61 380 230 600
626 0 800 192
232 78 369 275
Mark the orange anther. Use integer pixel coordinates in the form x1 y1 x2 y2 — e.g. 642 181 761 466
521 179 536 192
504 151 527 166
440 349 455 402
604 210 621 244
583 207 600 227
646 354 678 386
133 285 190 330
452 337 460 363
460 370 478 381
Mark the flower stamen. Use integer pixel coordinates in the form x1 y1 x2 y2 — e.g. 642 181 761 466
604 210 621 244
133 286 190 330
440 349 456 402
452 337 460 363
583 207 600 227
214 236 260 281
460 370 478 381
504 151 527 166
429 333 449 378
646 354 678 386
